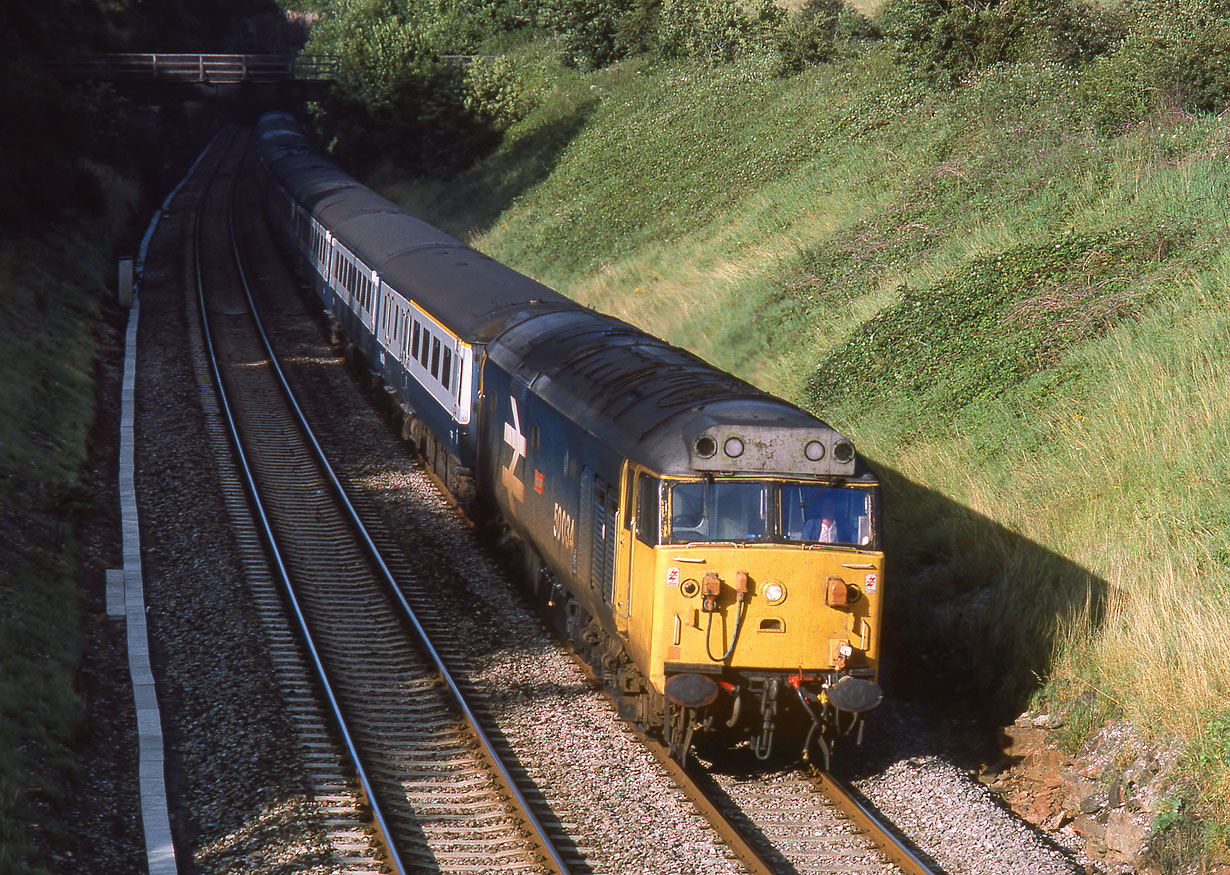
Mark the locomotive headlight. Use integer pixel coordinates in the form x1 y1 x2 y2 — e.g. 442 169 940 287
724 437 745 458
762 581 786 605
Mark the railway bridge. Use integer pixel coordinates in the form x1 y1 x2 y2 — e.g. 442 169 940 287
37 53 338 102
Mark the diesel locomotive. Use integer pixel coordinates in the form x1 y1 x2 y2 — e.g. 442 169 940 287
255 111 884 766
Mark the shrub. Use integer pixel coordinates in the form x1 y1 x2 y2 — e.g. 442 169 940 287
539 0 657 69
464 54 537 129
775 0 846 75
305 0 501 173
878 0 1124 83
1179 23 1230 113
1046 0 1127 67
658 0 782 63
415 0 540 53
1076 33 1176 132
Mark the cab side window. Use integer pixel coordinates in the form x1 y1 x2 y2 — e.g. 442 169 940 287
635 473 659 546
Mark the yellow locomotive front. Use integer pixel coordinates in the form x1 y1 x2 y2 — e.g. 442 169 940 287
613 422 884 766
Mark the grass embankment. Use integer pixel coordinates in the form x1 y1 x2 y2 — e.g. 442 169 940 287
0 167 138 872
382 41 1230 855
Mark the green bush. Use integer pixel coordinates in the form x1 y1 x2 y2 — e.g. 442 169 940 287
415 0 540 53
1046 0 1126 67
878 0 1122 83
658 0 782 63
878 0 986 82
775 0 846 75
1076 32 1175 132
1179 23 1230 112
1071 0 1230 128
464 54 537 129
305 0 501 172
540 0 657 69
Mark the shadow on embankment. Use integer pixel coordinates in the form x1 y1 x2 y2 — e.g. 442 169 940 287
865 461 1108 762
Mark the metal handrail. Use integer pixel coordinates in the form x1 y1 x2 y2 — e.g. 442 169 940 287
35 52 339 82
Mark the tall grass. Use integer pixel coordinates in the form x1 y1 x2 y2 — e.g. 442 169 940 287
382 38 1230 859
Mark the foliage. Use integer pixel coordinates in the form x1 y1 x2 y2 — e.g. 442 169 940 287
1181 23 1230 112
774 0 850 75
804 232 1181 428
1071 0 1230 129
657 0 782 62
1045 0 1127 67
463 54 540 130
877 0 1126 83
1075 33 1175 132
304 0 500 171
540 0 658 69
411 0 541 53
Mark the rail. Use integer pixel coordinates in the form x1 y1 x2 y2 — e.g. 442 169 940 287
37 52 338 83
195 129 570 873
814 770 943 875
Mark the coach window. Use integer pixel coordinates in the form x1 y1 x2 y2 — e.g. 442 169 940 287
411 320 420 360
635 473 659 546
420 329 431 368
442 347 452 390
431 336 441 379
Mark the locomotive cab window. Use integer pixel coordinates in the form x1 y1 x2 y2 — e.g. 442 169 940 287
667 480 874 545
669 480 767 543
635 473 660 546
782 484 873 546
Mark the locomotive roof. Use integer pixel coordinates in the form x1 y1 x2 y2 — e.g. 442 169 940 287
488 310 863 479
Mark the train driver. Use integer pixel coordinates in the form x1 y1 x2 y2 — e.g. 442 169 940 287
802 493 840 543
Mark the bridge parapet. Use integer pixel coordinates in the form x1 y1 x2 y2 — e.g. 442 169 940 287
38 53 338 84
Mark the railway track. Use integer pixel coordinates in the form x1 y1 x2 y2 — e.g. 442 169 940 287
679 752 943 875
190 126 568 874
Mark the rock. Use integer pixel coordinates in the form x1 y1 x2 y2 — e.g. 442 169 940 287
1073 813 1107 846
1105 808 1151 862
1063 773 1103 814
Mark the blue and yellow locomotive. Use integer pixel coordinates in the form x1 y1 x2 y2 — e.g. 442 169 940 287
256 112 884 765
